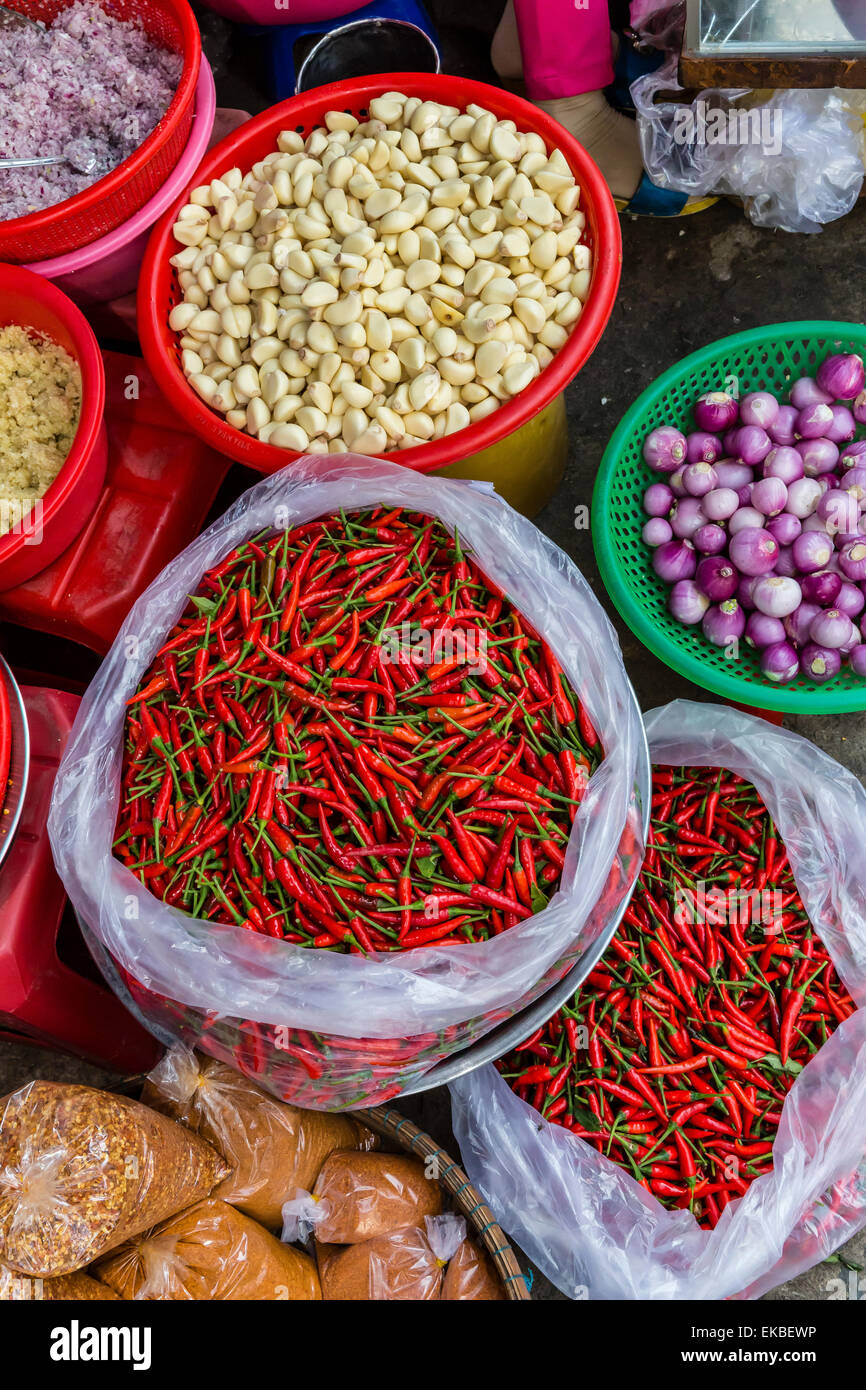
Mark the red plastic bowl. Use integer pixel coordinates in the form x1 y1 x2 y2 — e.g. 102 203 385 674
0 265 107 590
0 0 201 264
139 72 622 476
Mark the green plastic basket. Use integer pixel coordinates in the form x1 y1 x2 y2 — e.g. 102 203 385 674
593 320 866 715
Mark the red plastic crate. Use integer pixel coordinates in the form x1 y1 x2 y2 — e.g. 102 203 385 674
0 684 160 1071
0 350 231 654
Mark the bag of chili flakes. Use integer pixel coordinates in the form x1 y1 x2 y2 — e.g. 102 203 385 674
48 456 645 1109
451 701 866 1300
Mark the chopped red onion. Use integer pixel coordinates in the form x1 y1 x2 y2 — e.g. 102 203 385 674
760 641 800 683
668 580 710 626
740 391 780 430
643 482 674 517
816 352 866 402
696 555 739 602
694 391 738 433
729 527 778 577
745 612 786 648
0 3 182 220
752 575 802 618
643 426 688 473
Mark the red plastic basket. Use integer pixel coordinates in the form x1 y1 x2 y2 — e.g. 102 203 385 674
139 72 622 476
0 265 107 590
0 0 201 263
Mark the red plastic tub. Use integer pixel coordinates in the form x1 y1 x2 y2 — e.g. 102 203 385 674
139 72 622 476
0 265 107 590
0 0 201 263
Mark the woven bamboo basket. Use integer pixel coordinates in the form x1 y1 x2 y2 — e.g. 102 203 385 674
357 1105 530 1301
113 1076 529 1299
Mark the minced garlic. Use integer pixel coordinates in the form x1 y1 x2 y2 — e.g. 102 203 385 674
0 325 81 536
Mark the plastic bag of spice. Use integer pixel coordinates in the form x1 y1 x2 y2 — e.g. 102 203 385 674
451 701 866 1300
95 1197 321 1300
142 1045 378 1227
309 1152 443 1243
0 1266 120 1301
319 1221 452 1301
0 1082 229 1279
48 455 646 1109
441 1237 505 1300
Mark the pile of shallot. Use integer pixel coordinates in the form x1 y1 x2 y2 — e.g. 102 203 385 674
641 351 866 684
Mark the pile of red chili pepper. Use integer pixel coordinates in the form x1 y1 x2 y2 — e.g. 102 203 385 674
114 507 601 953
498 764 856 1229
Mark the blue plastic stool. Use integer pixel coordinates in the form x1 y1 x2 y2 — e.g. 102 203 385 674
260 0 439 101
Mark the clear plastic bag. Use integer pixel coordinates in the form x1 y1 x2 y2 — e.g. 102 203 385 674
142 1045 377 1228
440 1236 505 1300
0 1081 228 1279
311 1151 442 1244
0 1266 120 1301
48 455 645 1109
95 1197 321 1300
321 1225 444 1301
451 701 866 1301
632 59 865 233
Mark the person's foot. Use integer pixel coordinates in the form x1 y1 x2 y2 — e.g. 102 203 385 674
537 90 644 203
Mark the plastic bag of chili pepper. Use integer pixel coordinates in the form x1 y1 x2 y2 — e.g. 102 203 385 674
47 457 647 1110
452 701 866 1300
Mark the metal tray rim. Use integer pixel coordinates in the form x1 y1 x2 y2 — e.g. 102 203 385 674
0 654 30 872
400 681 652 1095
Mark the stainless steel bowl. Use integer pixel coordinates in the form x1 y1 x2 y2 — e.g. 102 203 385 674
295 19 440 94
401 682 652 1094
0 653 30 871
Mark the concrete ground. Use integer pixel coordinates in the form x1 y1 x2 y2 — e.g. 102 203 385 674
2 1 865 1302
